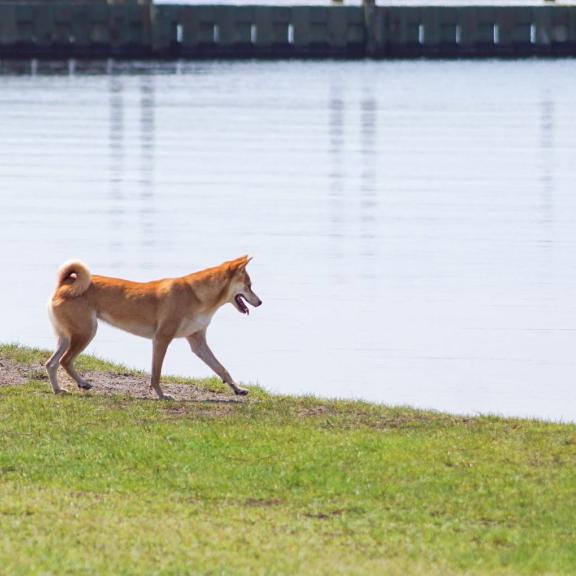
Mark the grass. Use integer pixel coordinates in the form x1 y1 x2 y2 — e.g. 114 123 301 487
1 344 576 575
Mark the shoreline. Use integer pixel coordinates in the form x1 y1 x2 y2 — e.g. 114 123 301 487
1 342 573 425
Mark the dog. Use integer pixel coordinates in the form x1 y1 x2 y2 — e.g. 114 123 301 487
45 256 262 399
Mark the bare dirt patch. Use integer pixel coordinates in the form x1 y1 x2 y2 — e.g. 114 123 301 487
244 498 284 508
0 358 245 404
0 359 30 387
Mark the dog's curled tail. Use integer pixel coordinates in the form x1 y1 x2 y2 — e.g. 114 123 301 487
55 260 92 298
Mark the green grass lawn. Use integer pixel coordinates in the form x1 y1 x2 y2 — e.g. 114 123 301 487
1 344 575 575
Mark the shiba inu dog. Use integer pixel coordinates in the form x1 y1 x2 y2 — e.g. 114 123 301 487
45 256 262 400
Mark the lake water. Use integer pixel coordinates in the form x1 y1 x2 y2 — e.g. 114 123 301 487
1 58 575 421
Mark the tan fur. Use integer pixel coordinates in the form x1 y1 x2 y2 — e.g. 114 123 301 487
45 256 262 399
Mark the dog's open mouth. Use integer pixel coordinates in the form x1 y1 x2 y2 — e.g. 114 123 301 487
235 294 250 315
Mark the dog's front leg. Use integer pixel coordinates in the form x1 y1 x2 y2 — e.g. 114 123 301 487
187 330 248 396
150 335 174 400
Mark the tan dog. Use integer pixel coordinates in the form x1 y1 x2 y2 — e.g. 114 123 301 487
45 256 262 399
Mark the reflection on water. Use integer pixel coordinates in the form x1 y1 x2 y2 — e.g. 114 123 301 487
138 73 157 267
108 74 125 268
1 59 576 421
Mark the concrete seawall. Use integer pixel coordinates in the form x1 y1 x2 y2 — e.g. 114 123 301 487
0 2 575 58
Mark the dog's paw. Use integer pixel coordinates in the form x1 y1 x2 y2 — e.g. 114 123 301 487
54 388 70 396
160 394 175 401
234 387 249 396
78 381 93 390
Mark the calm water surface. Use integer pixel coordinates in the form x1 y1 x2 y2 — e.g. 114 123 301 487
1 59 575 421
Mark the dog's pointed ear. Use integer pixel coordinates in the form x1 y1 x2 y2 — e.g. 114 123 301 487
228 255 252 275
237 255 252 270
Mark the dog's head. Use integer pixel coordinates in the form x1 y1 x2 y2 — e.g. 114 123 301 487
228 256 262 315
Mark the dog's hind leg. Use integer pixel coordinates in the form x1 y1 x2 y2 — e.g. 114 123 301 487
45 337 70 394
187 330 248 396
59 321 97 390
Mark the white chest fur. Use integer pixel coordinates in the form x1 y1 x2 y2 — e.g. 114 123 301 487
175 313 213 338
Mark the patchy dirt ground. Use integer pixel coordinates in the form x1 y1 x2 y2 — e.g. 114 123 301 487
0 358 245 404
0 359 27 388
